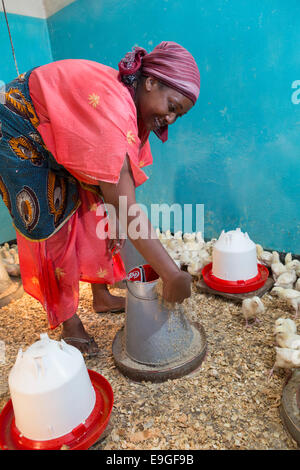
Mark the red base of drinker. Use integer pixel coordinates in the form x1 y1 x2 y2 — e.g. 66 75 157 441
0 370 113 450
202 263 269 294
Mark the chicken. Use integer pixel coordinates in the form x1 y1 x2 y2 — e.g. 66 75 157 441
187 261 203 277
274 270 297 289
271 287 300 300
198 249 211 267
275 331 300 349
256 244 274 267
269 347 300 379
285 253 293 265
287 296 300 319
183 232 196 243
271 252 287 281
295 279 300 292
195 231 205 244
274 317 297 335
285 260 300 272
241 296 265 328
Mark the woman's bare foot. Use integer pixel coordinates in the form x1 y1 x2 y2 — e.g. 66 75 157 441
91 283 125 313
61 314 99 356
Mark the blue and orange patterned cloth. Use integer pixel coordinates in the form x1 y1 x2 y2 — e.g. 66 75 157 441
0 69 80 240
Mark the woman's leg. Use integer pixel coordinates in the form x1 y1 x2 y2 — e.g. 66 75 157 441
91 283 125 313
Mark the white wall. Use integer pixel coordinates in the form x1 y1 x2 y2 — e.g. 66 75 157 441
0 0 76 19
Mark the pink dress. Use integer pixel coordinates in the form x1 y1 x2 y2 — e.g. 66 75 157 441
16 59 153 329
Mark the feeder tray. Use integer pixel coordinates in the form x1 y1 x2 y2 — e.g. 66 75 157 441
198 264 273 303
112 322 207 383
0 370 113 450
0 277 23 308
280 369 300 445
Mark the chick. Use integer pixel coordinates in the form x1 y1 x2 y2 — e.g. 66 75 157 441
269 347 300 379
274 317 297 335
187 261 203 277
274 270 297 289
183 232 196 243
174 231 183 240
286 260 300 272
271 287 300 300
241 296 265 328
295 279 300 292
271 253 287 281
275 331 300 349
256 245 274 267
287 296 300 319
285 253 293 265
198 249 211 267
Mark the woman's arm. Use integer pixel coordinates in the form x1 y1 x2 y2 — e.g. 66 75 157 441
99 155 192 303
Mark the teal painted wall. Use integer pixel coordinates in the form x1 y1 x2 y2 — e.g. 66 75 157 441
46 0 300 253
0 12 53 243
2 1 300 253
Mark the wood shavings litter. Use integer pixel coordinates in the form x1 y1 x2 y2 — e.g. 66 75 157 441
0 280 299 450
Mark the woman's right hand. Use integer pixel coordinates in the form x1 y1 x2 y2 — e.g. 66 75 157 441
162 270 192 304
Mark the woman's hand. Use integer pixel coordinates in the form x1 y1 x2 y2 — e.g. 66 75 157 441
162 270 192 303
108 237 126 255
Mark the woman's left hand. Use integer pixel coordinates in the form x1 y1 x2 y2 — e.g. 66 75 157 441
108 237 126 255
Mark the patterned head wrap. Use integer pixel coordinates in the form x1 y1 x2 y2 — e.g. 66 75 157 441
118 41 200 142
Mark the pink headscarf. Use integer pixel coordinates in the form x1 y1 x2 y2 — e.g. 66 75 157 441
118 41 200 142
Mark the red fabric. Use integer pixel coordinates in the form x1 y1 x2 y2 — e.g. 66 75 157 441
16 59 154 329
29 59 152 187
17 187 126 329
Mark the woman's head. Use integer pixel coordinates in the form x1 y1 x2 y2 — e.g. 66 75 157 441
135 75 193 133
119 41 200 141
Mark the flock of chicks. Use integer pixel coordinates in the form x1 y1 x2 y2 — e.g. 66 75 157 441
156 230 300 377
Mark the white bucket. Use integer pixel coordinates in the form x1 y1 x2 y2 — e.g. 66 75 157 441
212 228 258 281
8 333 96 441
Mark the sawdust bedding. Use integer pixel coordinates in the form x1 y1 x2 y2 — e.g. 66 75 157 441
0 280 299 450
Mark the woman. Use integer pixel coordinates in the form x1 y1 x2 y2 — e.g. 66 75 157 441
0 41 200 355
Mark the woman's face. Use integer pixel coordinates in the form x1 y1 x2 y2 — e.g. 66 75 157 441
136 77 194 132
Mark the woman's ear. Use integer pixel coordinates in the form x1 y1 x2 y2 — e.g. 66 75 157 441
144 76 158 92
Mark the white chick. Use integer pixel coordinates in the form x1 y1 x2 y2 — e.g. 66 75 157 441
274 270 297 289
295 279 300 292
205 238 217 256
271 252 287 281
174 231 183 240
180 251 192 266
286 260 300 272
274 317 297 335
183 232 196 243
285 253 293 265
275 331 300 349
271 287 300 300
269 347 300 379
256 244 273 267
195 232 204 244
241 296 265 328
187 261 203 277
185 241 201 252
198 249 211 267
287 296 300 319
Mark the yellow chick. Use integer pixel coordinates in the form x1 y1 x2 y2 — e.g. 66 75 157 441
274 317 297 335
275 331 300 349
242 296 265 328
274 271 296 289
269 347 300 379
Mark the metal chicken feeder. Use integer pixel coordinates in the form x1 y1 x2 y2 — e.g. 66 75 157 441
112 264 207 383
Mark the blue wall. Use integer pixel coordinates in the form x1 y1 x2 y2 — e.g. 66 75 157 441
0 12 53 243
47 0 300 253
1 1 300 253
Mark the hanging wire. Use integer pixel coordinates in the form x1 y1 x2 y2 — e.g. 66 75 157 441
1 0 19 76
